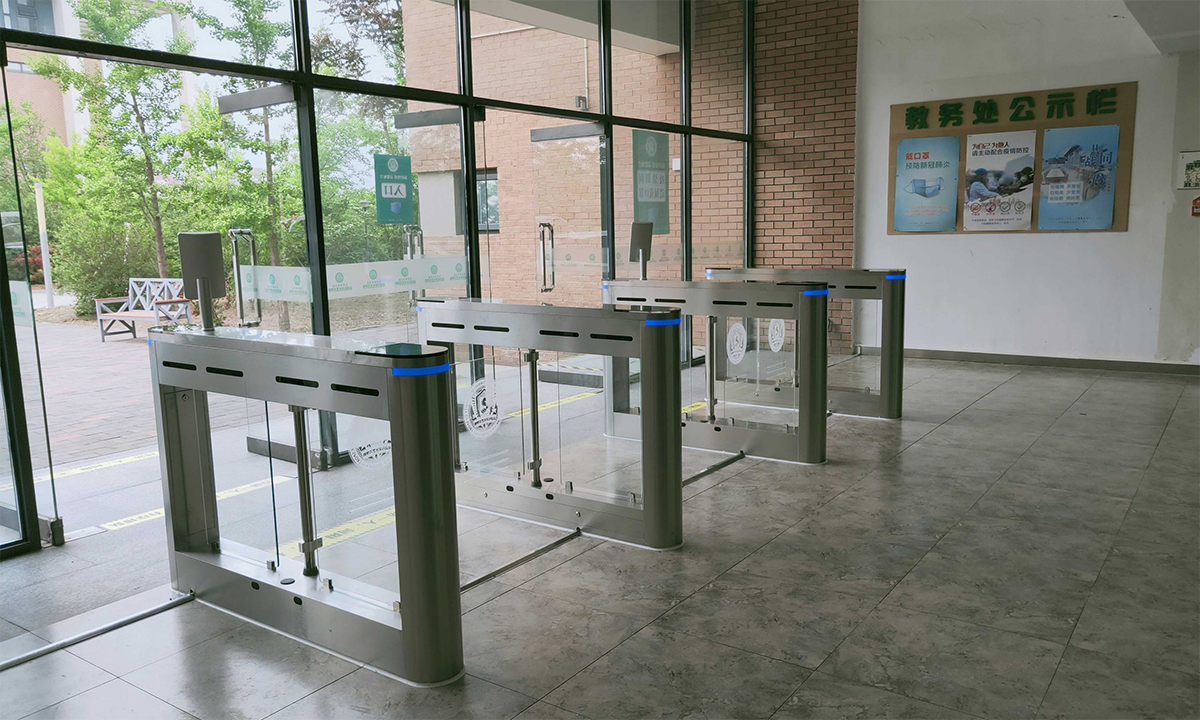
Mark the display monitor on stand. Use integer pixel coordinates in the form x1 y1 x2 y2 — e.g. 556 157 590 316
178 231 226 331
629 221 653 281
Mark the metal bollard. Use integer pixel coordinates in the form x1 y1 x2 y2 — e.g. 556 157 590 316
880 271 906 419
386 348 463 685
640 313 683 549
795 282 828 464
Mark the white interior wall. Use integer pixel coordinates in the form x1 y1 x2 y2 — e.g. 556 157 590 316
854 0 1196 364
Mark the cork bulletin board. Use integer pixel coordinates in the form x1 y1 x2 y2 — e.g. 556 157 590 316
887 82 1137 234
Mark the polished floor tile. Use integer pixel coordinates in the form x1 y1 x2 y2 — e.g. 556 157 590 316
1116 500 1200 548
543 625 809 719
1037 646 1199 720
819 606 1064 719
68 602 245 677
970 481 1130 535
0 651 114 720
883 549 1095 643
513 701 587 720
122 623 356 720
461 588 642 697
656 568 876 667
1024 434 1156 471
774 671 973 719
1070 585 1199 676
22 678 196 720
270 668 534 720
519 541 737 622
997 454 1145 499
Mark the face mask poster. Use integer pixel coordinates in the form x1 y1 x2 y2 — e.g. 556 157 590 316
888 82 1135 234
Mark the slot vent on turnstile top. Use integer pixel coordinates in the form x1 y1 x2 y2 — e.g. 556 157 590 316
844 285 876 290
654 298 686 304
431 322 465 330
473 325 510 333
162 361 197 371
712 300 747 306
539 329 579 338
206 366 244 377
276 375 318 388
590 333 633 342
615 296 646 303
331 383 379 397
755 301 793 308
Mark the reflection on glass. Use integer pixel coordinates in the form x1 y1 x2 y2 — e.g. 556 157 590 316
316 93 467 339
691 135 744 275
476 109 603 308
614 126 681 280
470 0 599 112
1 0 295 70
691 0 745 132
612 0 681 123
308 0 457 91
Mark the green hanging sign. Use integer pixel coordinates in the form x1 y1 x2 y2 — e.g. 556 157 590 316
374 154 414 225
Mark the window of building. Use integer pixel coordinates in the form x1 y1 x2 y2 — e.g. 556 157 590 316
476 169 499 231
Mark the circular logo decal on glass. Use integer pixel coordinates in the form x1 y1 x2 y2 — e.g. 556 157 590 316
463 378 501 438
456 263 463 273
769 319 786 353
430 265 439 275
644 135 658 157
387 157 399 173
335 272 344 283
344 415 392 470
269 274 276 285
401 267 409 277
293 274 301 286
369 269 378 280
726 322 747 365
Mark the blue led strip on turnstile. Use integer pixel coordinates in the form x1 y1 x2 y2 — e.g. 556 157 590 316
886 273 906 280
803 289 830 296
391 363 452 376
645 317 682 326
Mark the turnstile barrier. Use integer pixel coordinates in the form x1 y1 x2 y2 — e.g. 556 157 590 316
416 299 683 550
149 326 463 686
705 267 906 419
603 280 828 464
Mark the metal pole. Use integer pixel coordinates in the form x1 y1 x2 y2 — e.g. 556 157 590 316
796 283 828 464
197 278 215 332
0 592 195 672
387 348 463 685
880 272 906 419
705 315 717 421
640 314 682 549
290 405 321 576
34 182 53 308
524 349 542 488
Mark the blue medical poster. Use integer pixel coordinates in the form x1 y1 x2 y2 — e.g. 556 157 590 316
1038 125 1120 230
894 136 959 232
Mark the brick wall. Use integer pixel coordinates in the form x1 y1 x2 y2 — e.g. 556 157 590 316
753 0 858 352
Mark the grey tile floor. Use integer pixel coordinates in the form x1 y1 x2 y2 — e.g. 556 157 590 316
1 360 1197 719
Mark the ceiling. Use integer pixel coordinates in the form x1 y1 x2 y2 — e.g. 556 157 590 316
1124 0 1200 54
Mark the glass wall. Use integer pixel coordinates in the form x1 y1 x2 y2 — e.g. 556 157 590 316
0 0 754 568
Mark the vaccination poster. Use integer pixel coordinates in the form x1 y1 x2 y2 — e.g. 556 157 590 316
963 130 1035 231
893 136 959 232
1038 125 1120 230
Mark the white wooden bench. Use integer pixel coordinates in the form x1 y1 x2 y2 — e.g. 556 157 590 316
95 278 193 342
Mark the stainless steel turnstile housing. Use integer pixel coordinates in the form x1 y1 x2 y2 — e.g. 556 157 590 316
148 326 463 686
417 299 684 549
603 280 829 464
706 267 906 419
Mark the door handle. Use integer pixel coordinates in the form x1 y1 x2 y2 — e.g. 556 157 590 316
539 222 555 292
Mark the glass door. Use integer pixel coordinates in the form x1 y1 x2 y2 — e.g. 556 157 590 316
0 66 45 556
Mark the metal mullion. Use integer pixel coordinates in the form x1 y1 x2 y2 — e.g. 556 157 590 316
310 73 471 109
455 0 485 383
680 0 692 283
0 28 298 83
599 0 615 280
743 0 756 268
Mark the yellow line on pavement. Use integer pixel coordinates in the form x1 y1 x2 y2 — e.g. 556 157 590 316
99 476 292 531
506 392 598 418
281 506 396 559
0 450 161 492
682 401 708 413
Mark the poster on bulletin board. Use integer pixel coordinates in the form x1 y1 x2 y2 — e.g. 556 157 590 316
887 82 1136 234
893 136 959 232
